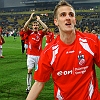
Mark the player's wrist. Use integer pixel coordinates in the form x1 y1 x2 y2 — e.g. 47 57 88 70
37 19 41 22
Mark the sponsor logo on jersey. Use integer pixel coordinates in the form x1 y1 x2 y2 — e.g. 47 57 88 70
57 70 73 76
57 66 88 76
32 35 40 42
66 50 75 54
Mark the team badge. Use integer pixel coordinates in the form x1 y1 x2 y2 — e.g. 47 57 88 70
78 54 85 66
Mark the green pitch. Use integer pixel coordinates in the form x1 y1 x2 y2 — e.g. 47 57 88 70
0 36 53 100
0 36 100 100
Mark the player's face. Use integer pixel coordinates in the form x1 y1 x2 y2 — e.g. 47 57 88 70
32 23 39 31
54 6 76 33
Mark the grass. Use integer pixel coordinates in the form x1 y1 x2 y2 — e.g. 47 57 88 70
0 36 100 100
0 36 53 100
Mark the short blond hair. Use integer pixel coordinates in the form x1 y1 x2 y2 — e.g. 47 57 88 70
54 0 75 18
32 21 39 25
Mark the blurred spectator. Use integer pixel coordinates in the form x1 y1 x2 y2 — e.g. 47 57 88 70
0 31 5 58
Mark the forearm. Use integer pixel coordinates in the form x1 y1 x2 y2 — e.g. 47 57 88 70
38 19 48 30
26 81 45 100
1 36 5 43
24 12 34 30
24 18 31 30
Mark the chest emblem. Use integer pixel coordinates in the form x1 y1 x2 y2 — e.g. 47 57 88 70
78 53 86 66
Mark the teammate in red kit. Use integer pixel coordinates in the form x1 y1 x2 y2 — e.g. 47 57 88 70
19 28 25 54
26 0 100 100
0 27 5 58
0 26 2 33
45 28 54 46
23 12 48 93
19 28 28 55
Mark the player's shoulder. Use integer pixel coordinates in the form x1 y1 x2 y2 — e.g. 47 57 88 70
38 30 42 32
38 30 45 35
43 36 59 52
76 30 98 41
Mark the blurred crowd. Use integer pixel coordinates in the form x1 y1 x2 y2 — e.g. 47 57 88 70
0 2 100 36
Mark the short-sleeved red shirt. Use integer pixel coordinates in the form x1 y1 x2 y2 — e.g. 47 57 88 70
46 32 54 43
26 29 45 56
34 31 100 100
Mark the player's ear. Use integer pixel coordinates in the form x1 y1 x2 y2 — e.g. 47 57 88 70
54 19 58 26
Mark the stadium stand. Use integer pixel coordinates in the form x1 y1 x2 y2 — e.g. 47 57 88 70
0 0 100 34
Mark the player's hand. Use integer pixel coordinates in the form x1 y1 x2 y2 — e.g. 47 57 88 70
30 12 34 20
36 16 40 21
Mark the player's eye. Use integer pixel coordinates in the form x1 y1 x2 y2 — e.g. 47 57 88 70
69 12 74 17
60 12 66 17
33 25 39 26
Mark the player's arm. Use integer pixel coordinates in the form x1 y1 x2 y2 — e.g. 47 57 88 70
1 36 5 44
36 16 48 32
24 12 34 31
95 38 100 67
26 80 45 100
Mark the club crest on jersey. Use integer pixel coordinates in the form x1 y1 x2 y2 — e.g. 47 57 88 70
78 54 85 66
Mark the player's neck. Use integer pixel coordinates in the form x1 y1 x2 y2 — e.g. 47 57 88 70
60 30 76 45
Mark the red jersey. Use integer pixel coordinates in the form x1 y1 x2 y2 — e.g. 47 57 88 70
24 32 28 45
0 38 3 45
20 29 26 40
0 36 5 45
20 29 28 44
34 31 100 100
0 27 2 33
46 32 54 44
26 29 45 56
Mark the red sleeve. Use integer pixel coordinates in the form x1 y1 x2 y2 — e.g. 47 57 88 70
0 28 2 33
39 30 45 38
24 33 28 40
94 37 100 68
34 47 52 82
82 32 100 68
19 30 24 36
52 32 54 40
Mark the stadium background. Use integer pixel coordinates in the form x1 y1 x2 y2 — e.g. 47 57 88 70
0 0 100 8
0 0 100 34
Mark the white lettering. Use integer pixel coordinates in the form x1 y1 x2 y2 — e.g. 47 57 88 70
63 71 67 75
57 70 73 76
68 70 73 74
75 66 88 71
57 66 88 76
75 70 86 74
57 71 63 76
